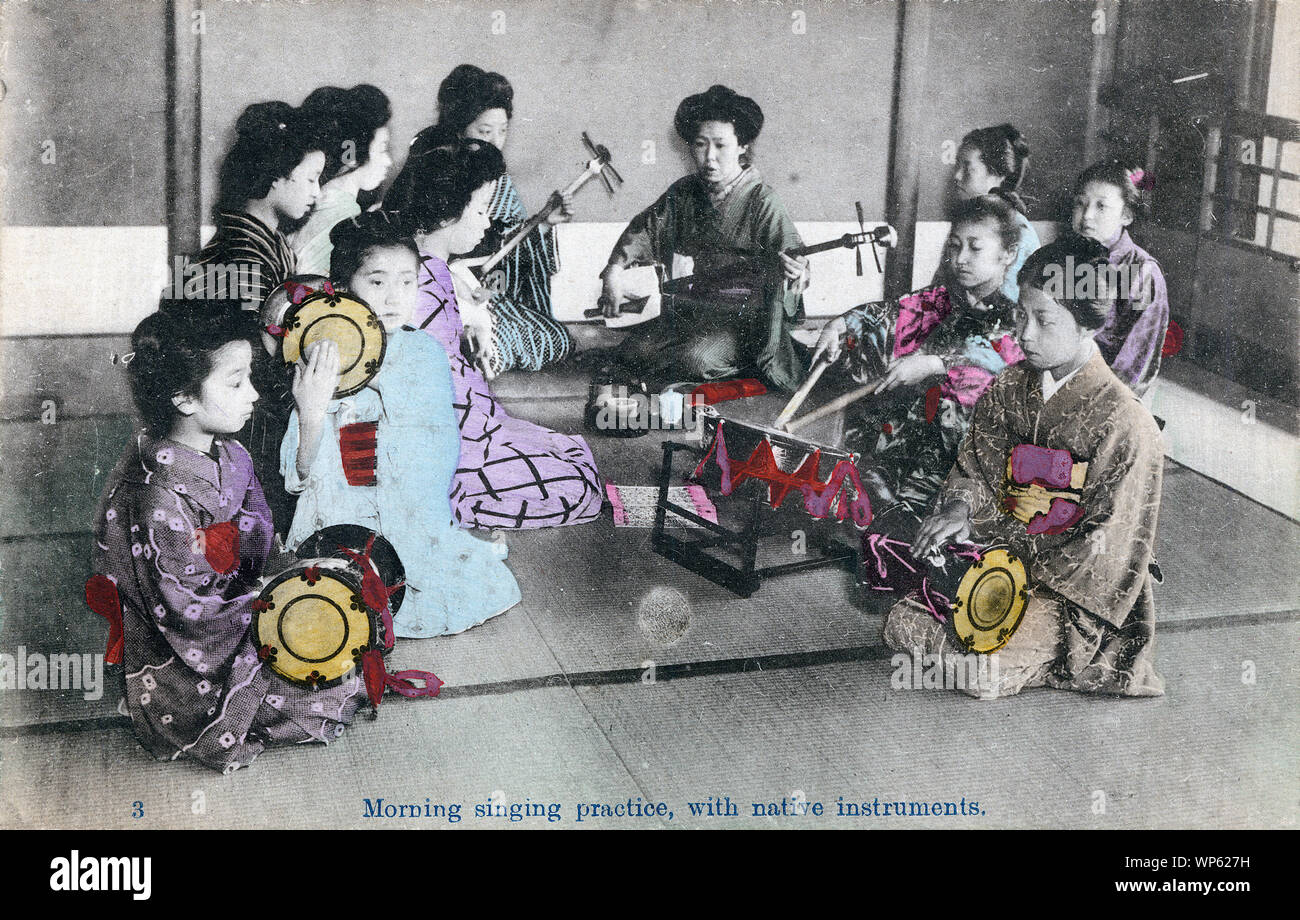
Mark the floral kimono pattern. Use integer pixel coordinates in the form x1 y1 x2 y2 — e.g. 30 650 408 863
883 351 1166 698
838 284 1024 510
92 433 365 773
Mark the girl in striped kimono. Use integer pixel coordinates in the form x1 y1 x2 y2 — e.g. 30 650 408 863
188 101 326 539
390 65 573 375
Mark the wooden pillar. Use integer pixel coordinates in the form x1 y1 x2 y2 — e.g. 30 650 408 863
882 0 932 300
166 0 203 260
1083 0 1120 165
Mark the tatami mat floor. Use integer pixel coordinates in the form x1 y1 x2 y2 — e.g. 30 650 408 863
2 387 1296 828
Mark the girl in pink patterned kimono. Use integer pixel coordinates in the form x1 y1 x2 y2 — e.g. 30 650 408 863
385 137 603 529
811 195 1026 512
91 306 365 773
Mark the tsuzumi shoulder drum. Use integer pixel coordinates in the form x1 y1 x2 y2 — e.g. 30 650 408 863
280 289 386 398
252 527 405 690
860 506 1028 653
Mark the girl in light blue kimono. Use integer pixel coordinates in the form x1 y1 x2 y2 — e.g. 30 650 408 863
281 213 521 637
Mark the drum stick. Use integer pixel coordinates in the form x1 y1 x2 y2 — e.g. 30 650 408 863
773 358 831 429
782 380 884 433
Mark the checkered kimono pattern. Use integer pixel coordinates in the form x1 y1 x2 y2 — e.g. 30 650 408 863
415 252 603 529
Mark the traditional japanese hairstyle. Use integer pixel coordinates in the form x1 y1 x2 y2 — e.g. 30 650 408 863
950 193 1023 253
1074 159 1148 221
385 137 505 237
300 84 392 185
129 302 261 435
329 210 419 284
435 64 514 135
674 84 765 147
960 124 1031 214
1016 236 1117 330
215 101 322 213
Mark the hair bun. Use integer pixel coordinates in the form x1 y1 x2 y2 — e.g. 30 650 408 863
1000 124 1030 157
674 84 764 146
235 100 298 137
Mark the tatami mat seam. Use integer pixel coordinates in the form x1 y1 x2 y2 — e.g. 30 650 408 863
6 607 1294 738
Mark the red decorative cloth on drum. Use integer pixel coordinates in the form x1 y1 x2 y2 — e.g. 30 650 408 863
692 420 873 527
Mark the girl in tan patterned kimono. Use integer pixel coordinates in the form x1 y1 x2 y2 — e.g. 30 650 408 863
887 237 1166 699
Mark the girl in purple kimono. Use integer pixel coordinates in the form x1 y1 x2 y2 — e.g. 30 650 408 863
811 195 1026 511
387 137 603 529
91 306 365 773
1069 161 1170 398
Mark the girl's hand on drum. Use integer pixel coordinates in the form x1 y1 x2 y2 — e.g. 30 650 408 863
879 353 945 392
810 315 848 366
292 339 340 420
912 500 972 559
545 191 575 225
780 252 811 294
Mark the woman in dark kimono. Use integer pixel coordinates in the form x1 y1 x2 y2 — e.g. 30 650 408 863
891 237 1166 699
188 101 326 538
91 305 365 773
599 85 811 392
388 65 574 376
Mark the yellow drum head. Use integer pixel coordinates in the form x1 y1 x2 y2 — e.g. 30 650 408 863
253 563 377 688
281 291 386 398
952 548 1029 654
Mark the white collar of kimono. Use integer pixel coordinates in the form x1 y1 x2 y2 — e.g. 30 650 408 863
704 166 755 205
1041 338 1098 402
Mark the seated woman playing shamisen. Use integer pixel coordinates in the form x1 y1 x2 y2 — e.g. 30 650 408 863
886 236 1165 699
